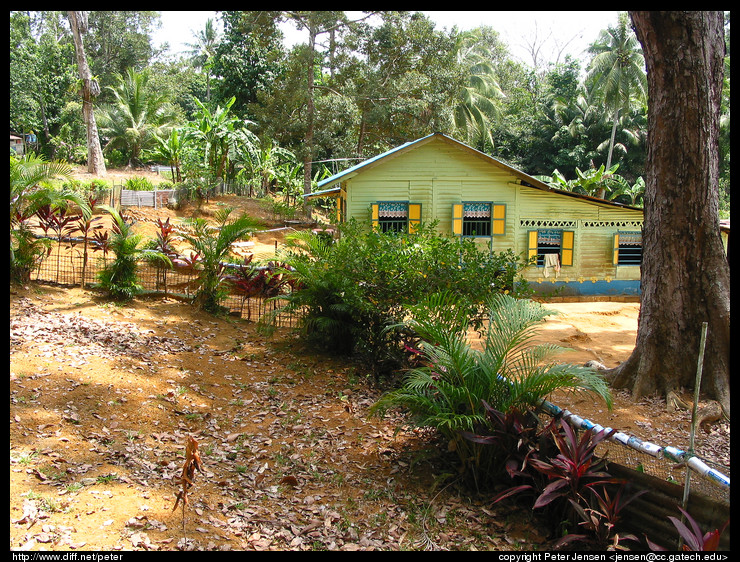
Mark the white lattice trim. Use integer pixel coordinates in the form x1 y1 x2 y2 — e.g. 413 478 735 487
581 220 643 228
520 219 577 228
520 219 643 229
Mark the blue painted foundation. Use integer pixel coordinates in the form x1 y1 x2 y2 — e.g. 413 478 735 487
525 279 641 297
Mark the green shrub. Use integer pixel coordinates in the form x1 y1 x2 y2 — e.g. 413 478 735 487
10 225 51 283
125 176 155 191
96 206 170 300
88 179 112 191
265 220 532 378
178 207 260 313
156 180 175 190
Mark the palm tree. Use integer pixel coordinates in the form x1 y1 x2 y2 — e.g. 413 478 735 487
551 84 602 146
97 68 178 167
184 18 220 101
453 29 505 149
11 154 77 223
586 13 647 197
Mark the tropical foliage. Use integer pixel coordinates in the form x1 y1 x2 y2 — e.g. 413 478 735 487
177 207 261 313
477 413 644 549
10 153 88 282
96 205 170 300
536 164 646 206
9 11 729 213
586 12 648 186
265 221 532 377
96 68 178 167
371 291 612 483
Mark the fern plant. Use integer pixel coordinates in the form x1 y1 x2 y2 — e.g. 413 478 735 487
372 291 612 483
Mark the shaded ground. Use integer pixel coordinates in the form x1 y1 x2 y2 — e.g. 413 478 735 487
10 285 551 551
10 286 729 551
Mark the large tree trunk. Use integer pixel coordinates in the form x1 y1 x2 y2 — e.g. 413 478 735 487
606 12 730 418
67 11 106 176
302 26 317 220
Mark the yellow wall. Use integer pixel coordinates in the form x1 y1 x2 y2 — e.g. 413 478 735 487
343 137 644 286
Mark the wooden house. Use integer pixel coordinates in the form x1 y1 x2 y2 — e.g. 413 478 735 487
306 133 645 297
10 134 24 156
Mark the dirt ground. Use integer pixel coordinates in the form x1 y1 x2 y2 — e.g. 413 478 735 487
10 168 729 551
11 284 552 552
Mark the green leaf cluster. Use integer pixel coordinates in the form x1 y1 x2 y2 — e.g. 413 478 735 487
265 220 532 378
177 207 261 313
96 205 171 300
371 291 612 484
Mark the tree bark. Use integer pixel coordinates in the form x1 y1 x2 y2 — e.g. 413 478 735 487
606 12 730 418
303 25 316 219
67 11 106 176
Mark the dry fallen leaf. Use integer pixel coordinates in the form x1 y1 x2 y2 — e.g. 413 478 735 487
279 475 299 487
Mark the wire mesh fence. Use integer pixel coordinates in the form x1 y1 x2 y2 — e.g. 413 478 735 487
537 400 730 507
29 243 302 329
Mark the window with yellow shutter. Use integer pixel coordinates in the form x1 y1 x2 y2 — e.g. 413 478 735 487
492 203 506 235
452 202 506 237
527 229 575 267
372 201 421 233
408 203 422 233
613 231 642 265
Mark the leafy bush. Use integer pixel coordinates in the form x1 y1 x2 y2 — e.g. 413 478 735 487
10 224 51 283
178 207 260 313
10 153 85 283
156 180 175 190
88 178 112 192
461 400 553 491
475 413 642 549
267 220 532 378
97 206 170 300
125 176 155 191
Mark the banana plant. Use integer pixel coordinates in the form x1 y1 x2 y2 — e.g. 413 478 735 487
185 96 242 180
153 128 184 183
535 169 576 191
608 176 645 206
574 163 621 199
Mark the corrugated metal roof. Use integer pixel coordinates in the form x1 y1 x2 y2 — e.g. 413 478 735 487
314 134 435 191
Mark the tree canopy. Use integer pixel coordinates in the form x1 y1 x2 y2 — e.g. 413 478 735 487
8 10 730 215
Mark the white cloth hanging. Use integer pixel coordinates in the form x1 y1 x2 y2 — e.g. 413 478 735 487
543 253 561 278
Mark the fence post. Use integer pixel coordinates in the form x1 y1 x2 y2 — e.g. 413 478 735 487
679 321 709 549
